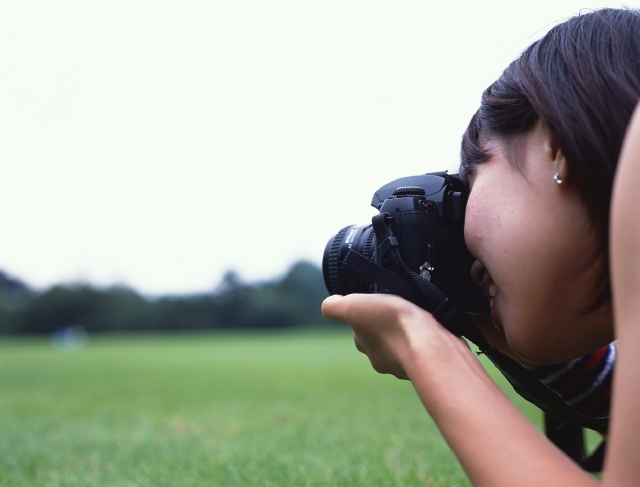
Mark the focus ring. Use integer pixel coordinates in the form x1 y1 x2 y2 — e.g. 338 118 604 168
328 226 350 294
361 228 376 288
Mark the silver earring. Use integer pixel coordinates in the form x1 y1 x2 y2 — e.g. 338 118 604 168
553 173 563 185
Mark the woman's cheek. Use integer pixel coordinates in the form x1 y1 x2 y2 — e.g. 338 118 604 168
463 200 485 258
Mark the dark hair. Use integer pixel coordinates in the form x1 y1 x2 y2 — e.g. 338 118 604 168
460 8 640 307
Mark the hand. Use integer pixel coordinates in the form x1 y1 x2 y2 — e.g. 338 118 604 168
322 293 452 380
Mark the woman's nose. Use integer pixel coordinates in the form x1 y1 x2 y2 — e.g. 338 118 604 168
470 259 486 288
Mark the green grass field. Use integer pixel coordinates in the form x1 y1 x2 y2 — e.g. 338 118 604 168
1 328 548 487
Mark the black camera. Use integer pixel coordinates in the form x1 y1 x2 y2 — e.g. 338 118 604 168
322 171 489 314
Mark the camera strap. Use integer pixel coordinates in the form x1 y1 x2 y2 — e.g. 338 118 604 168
343 213 610 438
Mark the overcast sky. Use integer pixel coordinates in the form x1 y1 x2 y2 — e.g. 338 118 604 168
0 0 631 295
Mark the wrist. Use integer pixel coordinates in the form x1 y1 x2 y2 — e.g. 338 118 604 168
401 313 479 387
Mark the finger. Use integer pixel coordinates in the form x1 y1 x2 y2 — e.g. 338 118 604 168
322 293 384 321
321 294 347 322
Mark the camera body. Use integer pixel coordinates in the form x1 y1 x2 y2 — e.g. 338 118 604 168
323 172 489 314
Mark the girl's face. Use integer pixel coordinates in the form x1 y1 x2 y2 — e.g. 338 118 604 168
464 123 613 364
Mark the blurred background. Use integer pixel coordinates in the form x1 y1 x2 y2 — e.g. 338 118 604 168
0 0 629 335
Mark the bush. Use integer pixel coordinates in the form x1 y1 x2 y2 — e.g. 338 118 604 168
0 261 329 334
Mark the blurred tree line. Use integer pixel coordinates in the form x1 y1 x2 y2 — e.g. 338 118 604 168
0 261 329 334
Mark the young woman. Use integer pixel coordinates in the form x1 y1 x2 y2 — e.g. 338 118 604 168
322 8 640 485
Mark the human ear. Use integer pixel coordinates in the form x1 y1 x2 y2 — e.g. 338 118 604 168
552 149 569 185
542 128 569 185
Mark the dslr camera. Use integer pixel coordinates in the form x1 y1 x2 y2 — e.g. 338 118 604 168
322 171 489 314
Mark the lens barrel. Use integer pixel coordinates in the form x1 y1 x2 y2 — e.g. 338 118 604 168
322 224 375 295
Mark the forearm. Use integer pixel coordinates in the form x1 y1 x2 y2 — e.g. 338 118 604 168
322 294 600 485
404 333 597 486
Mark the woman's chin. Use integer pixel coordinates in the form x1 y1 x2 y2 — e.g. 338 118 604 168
490 296 504 333
505 330 566 365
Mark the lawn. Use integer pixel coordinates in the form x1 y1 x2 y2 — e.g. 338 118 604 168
1 327 546 487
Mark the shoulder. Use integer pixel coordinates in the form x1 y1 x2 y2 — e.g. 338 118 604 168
611 104 640 320
603 102 640 483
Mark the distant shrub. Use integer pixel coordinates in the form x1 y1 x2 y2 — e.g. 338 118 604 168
0 260 329 334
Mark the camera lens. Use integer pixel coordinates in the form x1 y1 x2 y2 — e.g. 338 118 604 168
322 224 375 295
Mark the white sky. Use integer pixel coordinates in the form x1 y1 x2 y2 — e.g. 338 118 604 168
0 0 631 295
